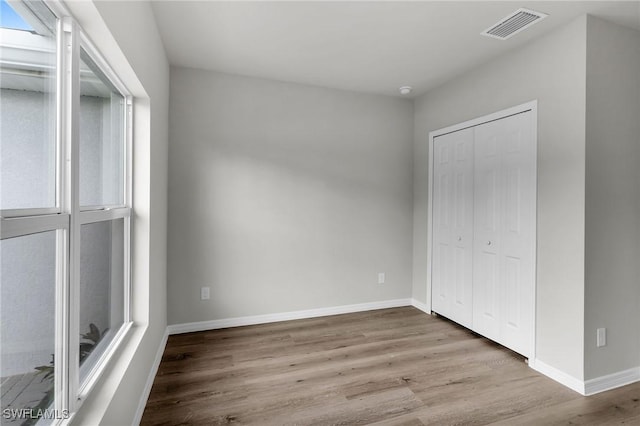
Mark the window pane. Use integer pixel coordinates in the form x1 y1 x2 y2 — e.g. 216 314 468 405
1 231 57 419
79 219 125 384
79 49 125 207
0 1 57 210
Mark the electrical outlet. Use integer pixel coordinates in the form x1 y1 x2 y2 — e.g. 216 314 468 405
201 286 210 300
597 328 606 347
378 272 385 284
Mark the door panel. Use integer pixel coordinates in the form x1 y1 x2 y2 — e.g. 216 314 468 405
504 255 521 329
432 128 474 328
472 111 535 357
505 167 521 234
434 242 450 302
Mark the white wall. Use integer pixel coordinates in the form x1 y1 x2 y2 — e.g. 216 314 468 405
167 68 414 325
584 16 640 380
412 17 588 380
64 0 169 424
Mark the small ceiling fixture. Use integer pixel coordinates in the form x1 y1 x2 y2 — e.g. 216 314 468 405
399 86 412 95
481 8 548 40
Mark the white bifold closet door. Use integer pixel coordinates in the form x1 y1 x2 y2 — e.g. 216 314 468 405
473 111 535 357
432 128 474 328
431 110 535 358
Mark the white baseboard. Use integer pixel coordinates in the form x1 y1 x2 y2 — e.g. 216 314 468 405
530 358 640 396
584 366 640 396
411 298 431 315
167 298 413 335
132 329 168 426
529 358 586 395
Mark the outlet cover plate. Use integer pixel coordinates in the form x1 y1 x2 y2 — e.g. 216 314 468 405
201 286 211 300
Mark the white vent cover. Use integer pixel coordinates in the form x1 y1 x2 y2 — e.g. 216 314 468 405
481 8 548 40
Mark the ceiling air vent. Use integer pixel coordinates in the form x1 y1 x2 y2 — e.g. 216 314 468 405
481 8 548 40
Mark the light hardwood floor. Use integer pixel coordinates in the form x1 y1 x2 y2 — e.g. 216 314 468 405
142 307 640 425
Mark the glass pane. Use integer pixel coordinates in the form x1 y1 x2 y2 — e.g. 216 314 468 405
79 219 125 384
79 49 125 207
0 0 57 210
0 0 33 31
1 231 57 421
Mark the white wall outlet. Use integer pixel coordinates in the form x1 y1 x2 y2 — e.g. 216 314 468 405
597 328 606 347
378 272 385 284
201 286 210 300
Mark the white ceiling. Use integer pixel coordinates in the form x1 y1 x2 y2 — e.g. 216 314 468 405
151 1 640 97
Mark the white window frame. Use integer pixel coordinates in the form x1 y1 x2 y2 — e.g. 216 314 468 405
0 0 133 421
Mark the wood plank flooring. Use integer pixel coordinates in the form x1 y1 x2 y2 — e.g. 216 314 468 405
141 307 640 425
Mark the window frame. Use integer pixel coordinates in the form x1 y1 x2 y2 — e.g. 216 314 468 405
0 0 134 420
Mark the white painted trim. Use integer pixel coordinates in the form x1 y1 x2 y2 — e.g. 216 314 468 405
529 102 538 364
529 358 585 395
0 213 69 239
132 330 168 426
167 299 413 335
79 207 130 224
584 366 640 396
79 30 130 97
1 207 60 218
530 359 640 396
411 298 431 315
63 15 82 414
78 322 134 401
428 101 538 140
426 128 434 313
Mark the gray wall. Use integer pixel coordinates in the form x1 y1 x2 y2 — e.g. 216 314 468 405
412 17 588 380
584 16 640 380
167 68 414 325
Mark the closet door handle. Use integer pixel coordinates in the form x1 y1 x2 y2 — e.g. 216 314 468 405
458 236 462 242
487 240 492 246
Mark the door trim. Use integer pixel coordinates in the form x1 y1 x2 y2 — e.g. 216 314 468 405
426 100 538 360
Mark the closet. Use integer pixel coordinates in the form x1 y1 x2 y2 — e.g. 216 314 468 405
430 105 536 358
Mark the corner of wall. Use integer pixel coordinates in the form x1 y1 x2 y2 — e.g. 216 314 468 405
583 13 640 382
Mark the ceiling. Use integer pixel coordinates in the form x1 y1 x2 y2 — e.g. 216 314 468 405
151 1 640 98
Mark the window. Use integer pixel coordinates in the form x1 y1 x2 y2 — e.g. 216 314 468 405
0 0 132 422
1 231 58 416
79 49 125 208
0 0 57 211
79 219 125 384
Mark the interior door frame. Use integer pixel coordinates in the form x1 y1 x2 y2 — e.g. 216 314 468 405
426 100 538 360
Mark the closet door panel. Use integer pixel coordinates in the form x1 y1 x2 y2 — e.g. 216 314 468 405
472 128 502 341
432 138 453 318
499 112 535 356
472 111 535 357
432 128 474 327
